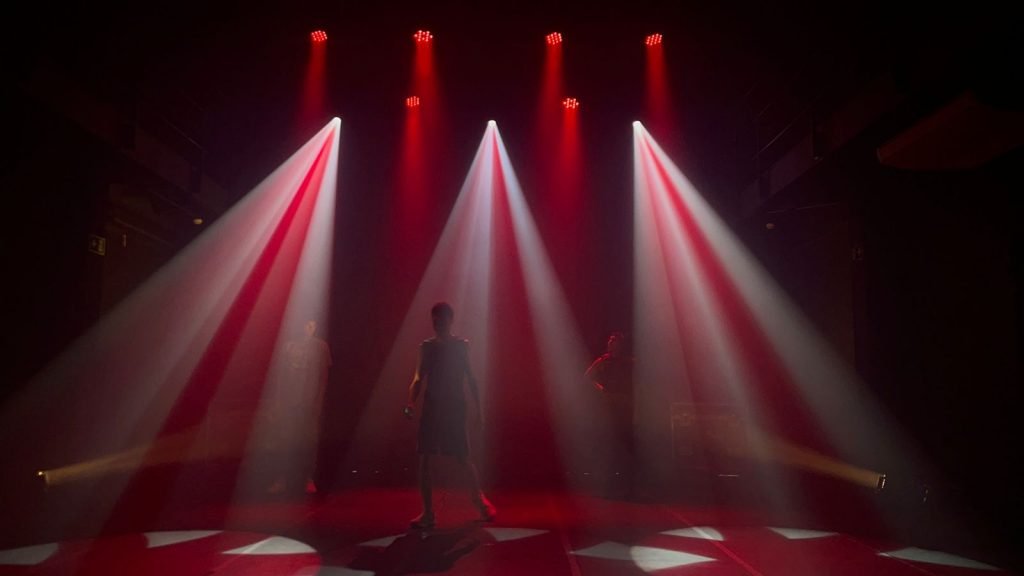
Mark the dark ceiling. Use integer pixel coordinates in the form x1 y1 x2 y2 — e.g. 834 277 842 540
8 1 1019 212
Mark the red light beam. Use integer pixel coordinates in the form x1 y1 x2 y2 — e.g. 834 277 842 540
5 119 341 501
633 122 930 495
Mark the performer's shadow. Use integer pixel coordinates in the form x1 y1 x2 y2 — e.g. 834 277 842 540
347 524 485 575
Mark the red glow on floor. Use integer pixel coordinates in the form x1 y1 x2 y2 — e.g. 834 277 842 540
546 32 562 46
310 30 328 43
413 29 433 43
0 488 1008 575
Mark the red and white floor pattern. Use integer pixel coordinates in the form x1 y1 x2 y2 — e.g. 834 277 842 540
0 488 1009 575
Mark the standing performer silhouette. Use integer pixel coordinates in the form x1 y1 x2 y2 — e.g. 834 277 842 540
585 331 636 495
404 302 495 528
269 319 331 495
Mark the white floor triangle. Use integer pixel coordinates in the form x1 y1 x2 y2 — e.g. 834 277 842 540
0 543 58 566
573 542 715 571
223 536 316 555
767 527 837 540
630 546 716 572
485 528 547 542
145 530 221 548
662 527 725 541
881 547 999 570
359 535 402 548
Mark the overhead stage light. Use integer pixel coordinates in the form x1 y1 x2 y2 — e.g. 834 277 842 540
645 33 662 47
310 30 328 43
413 30 433 43
546 32 563 46
406 96 421 108
562 97 579 110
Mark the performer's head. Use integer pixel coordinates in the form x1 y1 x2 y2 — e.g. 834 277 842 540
431 302 454 335
607 331 627 356
304 319 318 338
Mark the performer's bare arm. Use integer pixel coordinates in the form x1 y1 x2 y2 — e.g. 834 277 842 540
585 355 607 391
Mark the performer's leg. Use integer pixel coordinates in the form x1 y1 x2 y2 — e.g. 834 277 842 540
303 421 320 495
458 455 482 498
611 400 634 498
419 454 433 513
267 409 294 494
625 404 638 497
458 456 495 521
412 454 435 528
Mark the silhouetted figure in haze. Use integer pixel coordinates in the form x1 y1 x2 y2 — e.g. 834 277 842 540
585 331 636 495
268 319 331 495
404 302 495 529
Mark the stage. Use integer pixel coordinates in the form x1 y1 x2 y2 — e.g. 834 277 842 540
5 4 1023 576
0 471 1013 575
